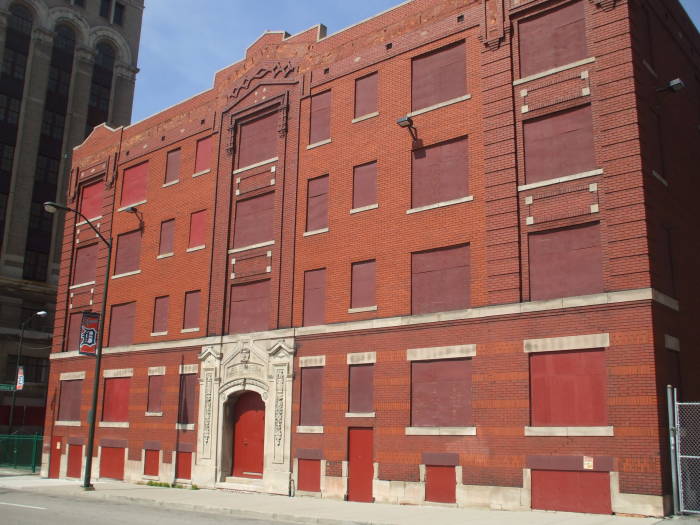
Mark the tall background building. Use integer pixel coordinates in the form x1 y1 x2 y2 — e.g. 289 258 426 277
0 0 142 432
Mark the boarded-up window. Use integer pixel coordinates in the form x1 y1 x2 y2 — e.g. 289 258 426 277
183 290 200 330
194 135 212 173
102 377 130 422
528 222 603 300
411 244 470 314
425 465 457 504
65 312 83 351
523 105 595 184
348 364 373 413
109 301 135 347
121 162 148 207
72 243 97 285
303 268 325 327
530 349 607 426
159 219 174 255
80 181 102 219
144 449 159 476
300 366 323 426
412 40 466 111
411 358 472 427
519 0 587 78
238 111 278 168
352 162 377 210
165 148 181 184
309 91 331 144
114 229 141 275
412 136 469 208
351 260 376 309
354 72 378 118
58 379 82 421
297 459 321 492
152 296 169 333
233 192 274 249
147 375 163 413
228 280 270 334
188 210 207 248
177 373 197 424
306 175 328 232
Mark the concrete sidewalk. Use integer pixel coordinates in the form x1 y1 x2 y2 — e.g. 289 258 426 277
0 473 689 525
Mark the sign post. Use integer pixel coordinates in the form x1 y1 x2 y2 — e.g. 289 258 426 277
79 312 100 356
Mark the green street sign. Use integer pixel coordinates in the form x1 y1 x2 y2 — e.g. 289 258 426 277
0 384 15 391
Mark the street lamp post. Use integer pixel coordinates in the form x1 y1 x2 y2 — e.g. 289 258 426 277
44 201 111 490
8 310 48 435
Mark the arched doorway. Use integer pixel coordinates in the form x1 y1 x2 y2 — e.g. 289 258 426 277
231 391 265 478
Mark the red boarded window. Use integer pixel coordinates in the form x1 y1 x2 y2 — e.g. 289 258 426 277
354 72 378 118
300 366 323 426
528 222 603 300
530 349 607 426
176 451 192 480
79 181 102 220
411 358 472 427
102 377 130 422
152 295 169 334
348 364 374 413
58 379 82 421
531 470 612 514
147 374 164 413
412 40 466 111
109 301 136 347
177 373 197 424
303 268 325 327
120 162 148 207
519 0 587 78
306 175 328 232
159 219 174 256
183 290 200 330
165 148 181 184
238 111 278 168
114 229 141 275
352 161 377 210
351 260 376 309
523 104 595 184
65 312 83 351
297 459 321 492
425 465 456 504
72 243 97 285
228 280 270 335
188 210 207 249
233 192 274 249
194 135 212 174
309 91 331 144
411 244 470 314
412 136 469 209
144 449 159 476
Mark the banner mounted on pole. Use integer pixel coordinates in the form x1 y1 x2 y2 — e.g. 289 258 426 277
79 312 100 356
16 366 24 390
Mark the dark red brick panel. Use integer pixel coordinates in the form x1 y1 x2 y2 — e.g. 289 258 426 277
233 192 274 248
183 290 200 330
412 136 469 208
411 358 472 427
351 259 376 309
159 219 175 255
300 366 323 426
348 364 374 413
354 72 378 118
79 181 102 220
309 90 331 144
152 295 169 334
195 135 213 173
303 268 326 326
114 229 141 275
297 458 321 492
165 148 181 184
120 161 148 207
102 377 130 422
411 244 470 314
228 279 271 334
237 111 278 168
147 374 164 413
57 379 82 421
425 465 456 503
411 40 465 111
531 470 611 514
72 243 97 285
352 161 377 210
109 301 136 347
188 210 207 248
306 175 329 232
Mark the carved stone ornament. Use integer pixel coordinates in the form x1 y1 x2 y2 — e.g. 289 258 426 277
229 61 297 101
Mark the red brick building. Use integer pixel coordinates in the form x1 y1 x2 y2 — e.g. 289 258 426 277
42 0 699 516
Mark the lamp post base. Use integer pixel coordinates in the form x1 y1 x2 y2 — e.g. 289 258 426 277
82 484 95 491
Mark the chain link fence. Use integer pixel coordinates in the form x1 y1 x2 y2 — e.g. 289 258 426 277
677 402 700 514
0 434 42 472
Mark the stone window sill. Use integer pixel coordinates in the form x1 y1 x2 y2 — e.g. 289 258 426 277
303 227 329 237
306 138 331 150
345 412 375 418
513 57 596 86
350 203 378 215
150 331 168 337
186 245 206 253
99 421 129 428
228 240 274 254
524 426 614 437
162 180 179 188
118 200 147 212
518 169 603 192
181 327 199 333
405 426 476 436
112 270 141 280
407 94 471 118
69 281 95 290
351 111 379 124
233 157 278 175
176 423 195 430
296 425 324 434
348 306 377 314
76 216 102 226
192 169 210 178
156 252 173 259
55 420 81 427
145 411 163 417
406 195 473 215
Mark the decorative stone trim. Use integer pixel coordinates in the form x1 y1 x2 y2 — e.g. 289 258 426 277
299 355 325 368
148 366 166 376
345 412 375 418
406 195 473 215
350 203 378 214
103 368 134 378
517 168 603 192
99 421 129 428
348 305 377 314
55 420 81 427
346 351 376 365
407 344 476 362
523 333 610 353
228 240 274 254
513 57 596 86
233 157 278 175
405 427 476 436
524 426 614 437
306 138 331 150
296 426 324 434
407 94 471 118
179 364 198 374
303 227 329 237
665 335 680 352
192 168 211 178
60 371 86 381
111 269 141 279
118 200 147 212
351 111 379 123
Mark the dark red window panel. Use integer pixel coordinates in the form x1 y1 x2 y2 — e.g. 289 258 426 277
351 260 376 309
300 366 323 426
352 162 377 210
309 91 331 144
306 175 328 232
354 72 378 118
177 373 197 424
72 243 97 285
79 181 102 220
164 148 181 184
188 210 207 248
57 379 82 421
528 222 603 301
412 136 469 209
411 244 470 314
228 279 270 335
194 135 213 173
411 358 472 427
147 374 164 413
183 290 200 330
120 161 148 207
425 465 456 504
114 229 141 275
159 219 174 255
303 268 325 327
143 449 159 476
102 377 130 422
531 470 612 514
411 40 466 111
297 459 321 492
348 364 374 413
238 111 278 168
109 301 136 347
175 451 192 480
233 192 274 249
530 349 607 426
65 312 83 351
519 0 587 78
523 104 595 184
152 295 169 334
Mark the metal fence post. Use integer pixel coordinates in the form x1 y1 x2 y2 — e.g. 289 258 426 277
667 384 680 515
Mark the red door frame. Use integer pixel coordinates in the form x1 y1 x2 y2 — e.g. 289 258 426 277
347 427 373 502
48 435 62 479
231 391 265 478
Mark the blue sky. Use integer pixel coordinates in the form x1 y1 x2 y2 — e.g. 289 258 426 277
131 0 700 123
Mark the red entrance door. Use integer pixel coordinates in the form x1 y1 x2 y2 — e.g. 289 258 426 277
48 436 62 479
348 428 373 502
231 391 265 478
